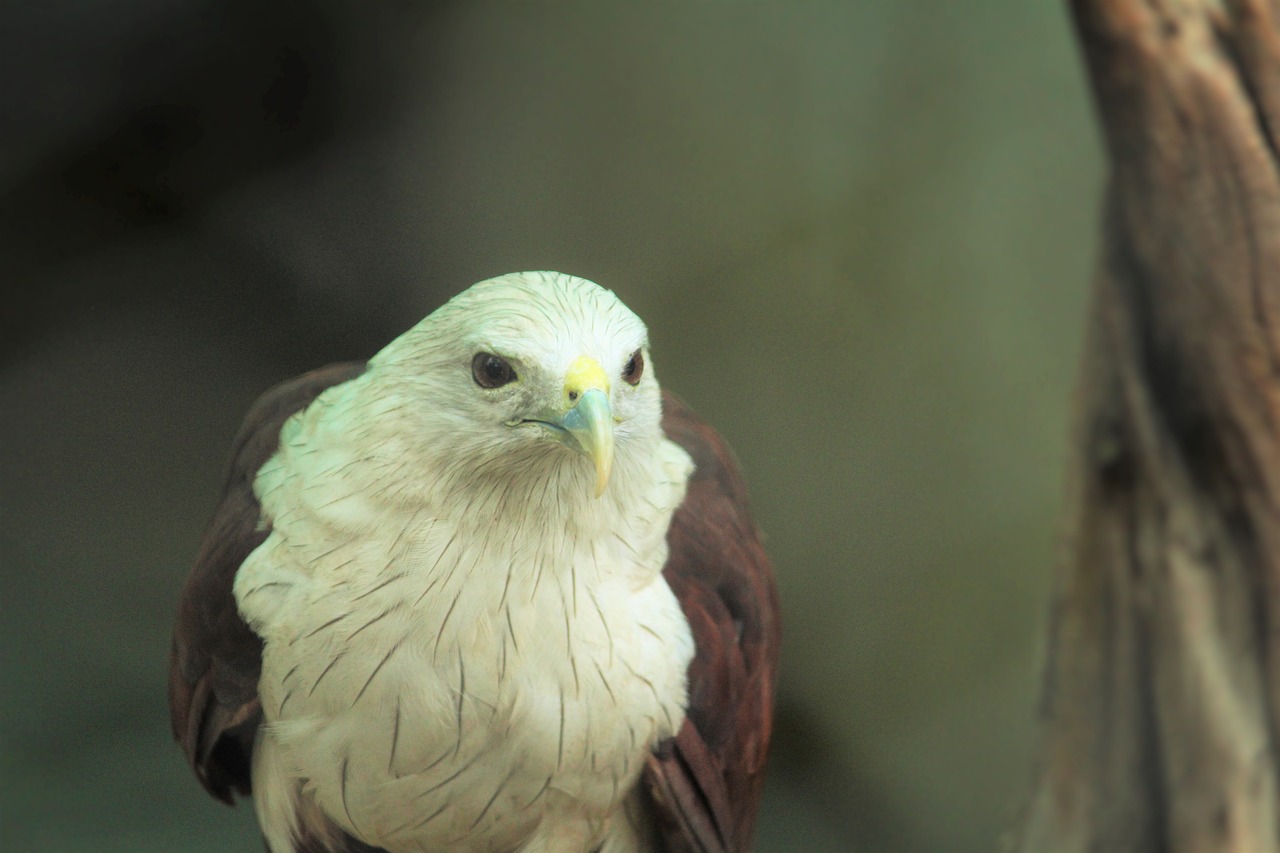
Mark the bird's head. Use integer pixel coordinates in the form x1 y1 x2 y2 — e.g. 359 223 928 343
368 272 662 501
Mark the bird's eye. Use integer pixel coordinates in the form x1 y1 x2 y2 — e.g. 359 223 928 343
622 349 644 386
472 353 517 388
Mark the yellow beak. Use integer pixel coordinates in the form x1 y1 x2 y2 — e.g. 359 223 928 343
558 356 614 497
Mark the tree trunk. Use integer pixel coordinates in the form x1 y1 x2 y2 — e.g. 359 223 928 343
1019 2 1280 851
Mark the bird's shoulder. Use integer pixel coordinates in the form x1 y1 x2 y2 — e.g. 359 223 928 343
168 361 368 803
649 391 782 853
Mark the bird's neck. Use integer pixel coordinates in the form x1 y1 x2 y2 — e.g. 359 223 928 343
259 411 693 619
413 434 688 593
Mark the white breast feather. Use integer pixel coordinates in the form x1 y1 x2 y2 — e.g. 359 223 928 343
233 373 696 853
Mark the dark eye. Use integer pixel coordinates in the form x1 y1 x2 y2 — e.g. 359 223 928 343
472 352 517 388
622 349 644 386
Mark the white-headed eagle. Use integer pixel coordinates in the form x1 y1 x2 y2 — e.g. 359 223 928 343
168 272 780 853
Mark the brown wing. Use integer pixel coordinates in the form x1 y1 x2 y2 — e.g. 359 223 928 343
168 361 367 803
646 391 782 853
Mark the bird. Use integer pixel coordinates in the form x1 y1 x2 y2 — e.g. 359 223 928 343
168 271 780 853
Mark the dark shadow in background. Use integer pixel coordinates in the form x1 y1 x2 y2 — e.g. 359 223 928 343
1 0 448 365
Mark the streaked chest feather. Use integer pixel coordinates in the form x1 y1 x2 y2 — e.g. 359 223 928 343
235 439 696 853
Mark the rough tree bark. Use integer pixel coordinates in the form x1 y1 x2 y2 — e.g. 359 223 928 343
1019 1 1280 851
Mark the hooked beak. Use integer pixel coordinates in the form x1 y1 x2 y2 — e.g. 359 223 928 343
556 356 615 497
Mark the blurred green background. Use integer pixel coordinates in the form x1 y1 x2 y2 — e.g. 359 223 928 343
1 2 1099 851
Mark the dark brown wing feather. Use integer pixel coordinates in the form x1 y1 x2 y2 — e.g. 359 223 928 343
647 391 782 853
168 362 367 803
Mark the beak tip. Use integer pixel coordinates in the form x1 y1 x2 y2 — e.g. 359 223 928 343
593 459 612 499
